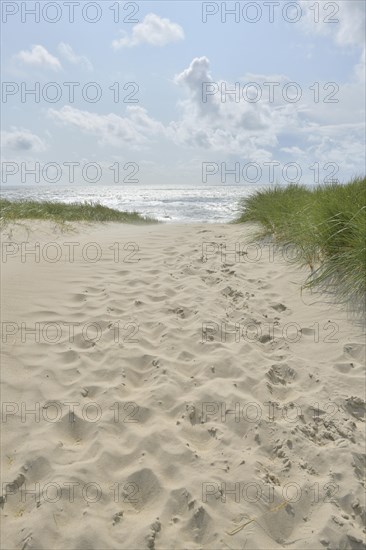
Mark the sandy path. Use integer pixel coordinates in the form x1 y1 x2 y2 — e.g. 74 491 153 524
1 222 365 550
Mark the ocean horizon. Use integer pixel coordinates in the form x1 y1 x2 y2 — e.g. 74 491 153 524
0 183 266 223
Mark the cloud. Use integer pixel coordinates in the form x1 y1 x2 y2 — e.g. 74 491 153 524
299 0 365 81
112 13 184 49
301 123 366 176
48 105 166 149
174 56 217 115
299 0 365 47
46 58 307 158
171 57 303 155
58 43 93 71
175 56 212 88
1 128 47 152
46 57 364 177
170 56 365 173
355 47 365 82
15 45 61 71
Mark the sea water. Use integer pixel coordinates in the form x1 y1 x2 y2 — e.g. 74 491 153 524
0 183 264 223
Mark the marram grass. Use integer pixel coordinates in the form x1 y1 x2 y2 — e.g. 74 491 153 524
0 199 157 225
236 177 366 306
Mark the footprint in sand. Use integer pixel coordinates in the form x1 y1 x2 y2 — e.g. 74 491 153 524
344 397 366 421
343 343 365 362
169 307 186 319
123 468 162 511
352 452 366 481
221 286 244 301
270 303 288 313
266 364 296 386
187 505 212 544
334 362 355 374
1 474 26 508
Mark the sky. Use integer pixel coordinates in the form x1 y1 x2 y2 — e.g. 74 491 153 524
1 0 365 186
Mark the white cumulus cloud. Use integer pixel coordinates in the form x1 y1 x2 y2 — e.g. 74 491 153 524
171 57 301 155
48 105 166 149
15 45 61 71
112 13 184 49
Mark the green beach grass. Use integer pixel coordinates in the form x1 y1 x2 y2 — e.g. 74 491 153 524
0 199 157 225
236 177 366 305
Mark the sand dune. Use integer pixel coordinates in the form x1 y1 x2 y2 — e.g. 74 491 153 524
1 221 365 550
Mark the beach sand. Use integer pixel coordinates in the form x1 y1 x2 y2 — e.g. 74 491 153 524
1 221 365 550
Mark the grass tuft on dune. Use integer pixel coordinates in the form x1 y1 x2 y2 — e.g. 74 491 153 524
0 199 158 225
236 177 366 304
